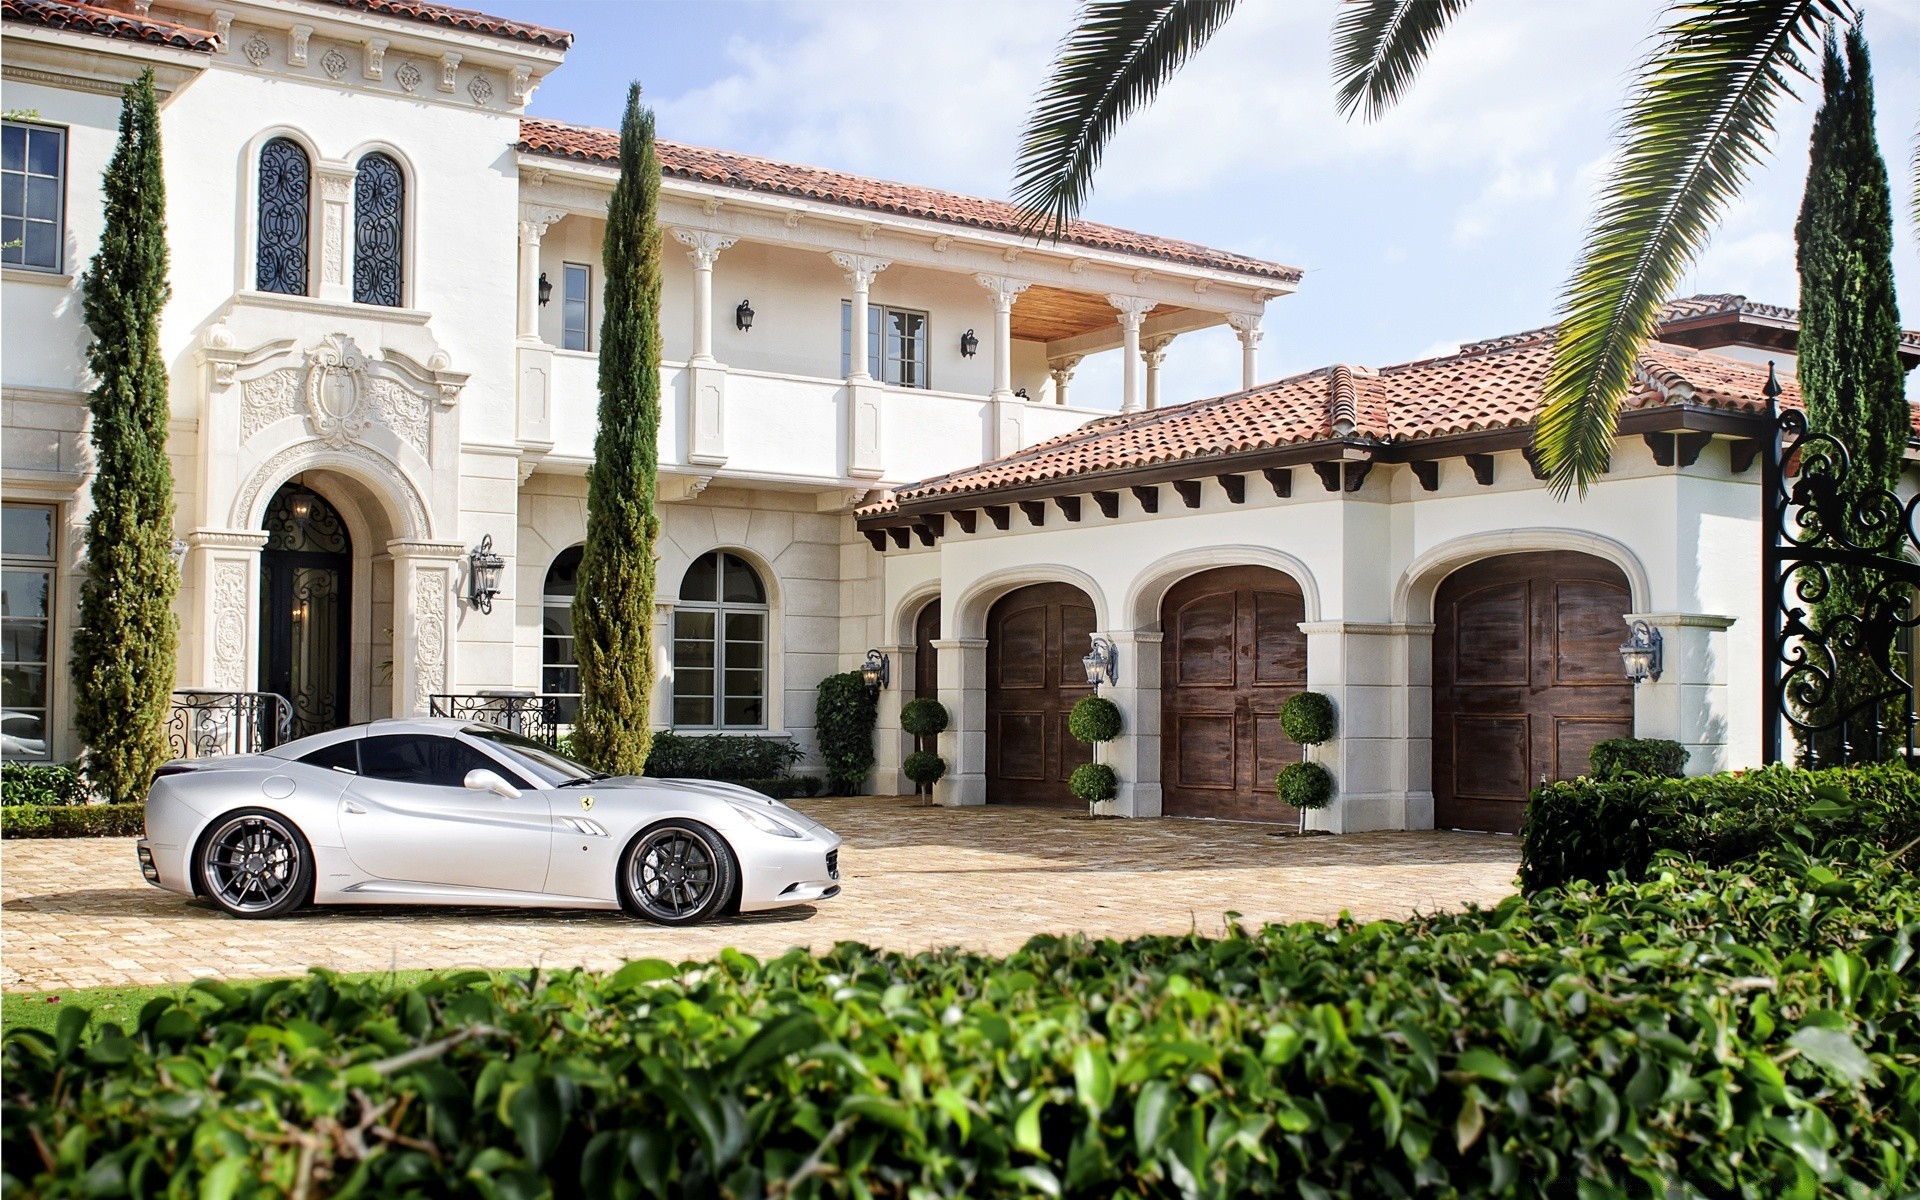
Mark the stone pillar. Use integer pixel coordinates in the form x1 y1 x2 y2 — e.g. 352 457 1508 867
1142 336 1174 410
1108 295 1157 413
933 637 988 806
872 643 912 795
1228 314 1263 390
1100 630 1163 817
184 529 268 692
652 600 676 733
1049 355 1081 406
675 229 739 467
315 160 359 304
1298 621 1434 833
516 206 565 341
672 228 738 362
388 540 466 716
1624 612 1737 773
975 275 1031 402
832 253 891 479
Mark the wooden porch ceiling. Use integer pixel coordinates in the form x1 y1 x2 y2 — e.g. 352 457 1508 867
1010 284 1192 345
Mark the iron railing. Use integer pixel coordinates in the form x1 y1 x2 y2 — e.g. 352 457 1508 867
428 692 566 747
166 691 294 759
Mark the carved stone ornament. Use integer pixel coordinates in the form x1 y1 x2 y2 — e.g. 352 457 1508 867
510 66 532 104
242 33 271 66
241 368 300 440
363 39 387 80
303 333 377 449
288 24 311 66
672 228 738 268
830 252 891 288
211 560 249 690
320 47 349 81
212 9 234 47
439 53 461 92
395 60 423 93
412 570 447 703
467 74 494 106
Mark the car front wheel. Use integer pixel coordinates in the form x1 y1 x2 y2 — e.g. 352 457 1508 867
618 821 737 925
194 809 314 919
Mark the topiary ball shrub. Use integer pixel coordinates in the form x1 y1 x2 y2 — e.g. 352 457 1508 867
1068 696 1124 744
902 751 947 788
1069 762 1119 803
1276 760 1335 810
1279 692 1336 746
1589 737 1689 781
899 698 950 739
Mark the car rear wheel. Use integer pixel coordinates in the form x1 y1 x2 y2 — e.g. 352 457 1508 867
195 810 313 919
618 821 737 925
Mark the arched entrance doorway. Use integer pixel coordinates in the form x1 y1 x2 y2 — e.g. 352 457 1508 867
986 582 1094 805
1432 551 1634 833
259 482 351 740
913 598 940 700
1159 565 1308 822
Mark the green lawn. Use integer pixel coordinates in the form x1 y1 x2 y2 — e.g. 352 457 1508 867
2 971 440 1037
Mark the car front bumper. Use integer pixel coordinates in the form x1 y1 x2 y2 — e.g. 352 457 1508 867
736 833 843 912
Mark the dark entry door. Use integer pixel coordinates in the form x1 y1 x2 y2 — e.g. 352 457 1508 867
259 484 351 741
1160 566 1308 821
914 599 940 701
1433 551 1633 833
986 583 1094 805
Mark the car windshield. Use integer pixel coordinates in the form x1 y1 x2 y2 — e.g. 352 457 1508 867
462 726 603 788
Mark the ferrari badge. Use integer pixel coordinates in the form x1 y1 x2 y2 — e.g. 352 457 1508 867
580 796 594 811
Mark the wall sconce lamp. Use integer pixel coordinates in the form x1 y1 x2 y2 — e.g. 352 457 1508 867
169 538 189 568
960 328 979 358
860 648 890 695
1619 620 1663 684
1083 636 1119 689
735 299 755 332
537 272 552 306
468 535 505 615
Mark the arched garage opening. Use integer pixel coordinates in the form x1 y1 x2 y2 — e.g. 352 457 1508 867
1159 566 1308 822
1433 551 1634 833
986 582 1095 805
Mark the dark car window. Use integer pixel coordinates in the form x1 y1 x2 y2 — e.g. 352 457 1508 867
298 741 359 773
358 735 514 789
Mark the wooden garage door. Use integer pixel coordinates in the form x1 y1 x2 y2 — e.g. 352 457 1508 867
987 583 1094 805
1433 551 1634 833
1160 566 1308 822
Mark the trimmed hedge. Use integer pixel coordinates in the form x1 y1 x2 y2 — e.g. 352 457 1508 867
733 776 823 801
1066 696 1122 744
1 761 90 807
1278 692 1335 746
1 803 144 839
1520 761 1920 893
1588 736 1689 780
815 671 878 795
642 732 803 782
898 698 949 739
5 844 1913 1197
1275 760 1334 810
1067 761 1117 803
902 750 947 788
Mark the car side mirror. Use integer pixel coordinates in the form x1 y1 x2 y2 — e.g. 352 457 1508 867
463 768 522 799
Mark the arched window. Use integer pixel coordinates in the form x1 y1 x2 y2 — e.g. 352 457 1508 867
352 151 405 307
673 552 767 729
255 137 310 295
542 546 583 723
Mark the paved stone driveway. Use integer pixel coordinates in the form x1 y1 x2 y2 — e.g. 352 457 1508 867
2 797 1519 992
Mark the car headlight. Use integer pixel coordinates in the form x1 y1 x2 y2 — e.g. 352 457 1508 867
725 798 803 838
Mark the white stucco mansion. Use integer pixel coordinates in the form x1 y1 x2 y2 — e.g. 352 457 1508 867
4 0 1915 834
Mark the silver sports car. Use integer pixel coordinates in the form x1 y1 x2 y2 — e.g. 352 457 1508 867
136 718 841 924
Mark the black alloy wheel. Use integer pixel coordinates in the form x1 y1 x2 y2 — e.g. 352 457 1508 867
619 821 737 925
196 809 313 919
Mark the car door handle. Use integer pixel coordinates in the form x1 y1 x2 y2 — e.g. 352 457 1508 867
342 800 367 814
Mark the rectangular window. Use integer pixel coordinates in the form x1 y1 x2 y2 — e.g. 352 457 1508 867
541 603 580 724
841 301 928 388
562 263 590 351
2 122 65 273
2 503 56 760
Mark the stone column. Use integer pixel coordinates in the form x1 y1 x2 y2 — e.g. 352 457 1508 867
1298 621 1434 833
1228 314 1263 390
871 643 912 795
652 600 676 733
516 206 565 341
674 229 739 467
1623 612 1737 773
1142 336 1175 410
315 160 359 304
1048 355 1081 406
832 253 891 479
388 540 466 716
1100 630 1163 817
184 529 268 692
1108 295 1157 413
933 637 988 806
975 275 1031 401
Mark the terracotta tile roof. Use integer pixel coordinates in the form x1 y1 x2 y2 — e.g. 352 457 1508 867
516 118 1301 285
1462 293 1920 356
1 0 216 50
861 336 1840 516
308 0 571 48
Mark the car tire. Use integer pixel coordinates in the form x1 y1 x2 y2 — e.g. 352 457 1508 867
618 820 738 926
192 809 314 920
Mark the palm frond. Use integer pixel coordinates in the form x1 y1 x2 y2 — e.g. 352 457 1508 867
1330 0 1474 122
1013 0 1242 240
1534 0 1852 497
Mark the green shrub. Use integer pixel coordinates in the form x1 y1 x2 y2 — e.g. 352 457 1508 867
1588 736 1689 780
1 803 143 839
815 671 878 795
1520 761 1920 893
643 732 802 782
6 847 1913 1198
1067 761 1117 803
1278 691 1335 745
898 698 949 738
902 751 947 789
1 762 90 807
732 776 823 801
1275 760 1334 809
1066 696 1122 743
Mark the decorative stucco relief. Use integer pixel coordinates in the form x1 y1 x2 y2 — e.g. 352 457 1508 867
232 441 431 540
412 569 447 704
240 368 299 440
211 560 249 690
367 377 429 456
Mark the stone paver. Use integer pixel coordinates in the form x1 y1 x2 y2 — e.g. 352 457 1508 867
1 797 1519 991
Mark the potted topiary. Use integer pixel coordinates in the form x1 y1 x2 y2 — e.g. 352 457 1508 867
1067 696 1124 815
1276 760 1334 833
1069 762 1118 810
899 698 950 803
902 750 947 802
1277 692 1337 832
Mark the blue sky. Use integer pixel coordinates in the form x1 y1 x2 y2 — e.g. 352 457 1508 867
492 0 1920 411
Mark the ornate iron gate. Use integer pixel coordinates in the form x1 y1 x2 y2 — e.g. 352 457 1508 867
1760 366 1920 766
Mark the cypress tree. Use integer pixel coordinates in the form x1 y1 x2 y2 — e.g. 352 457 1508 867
571 83 662 775
70 69 178 802
1793 23 1905 762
